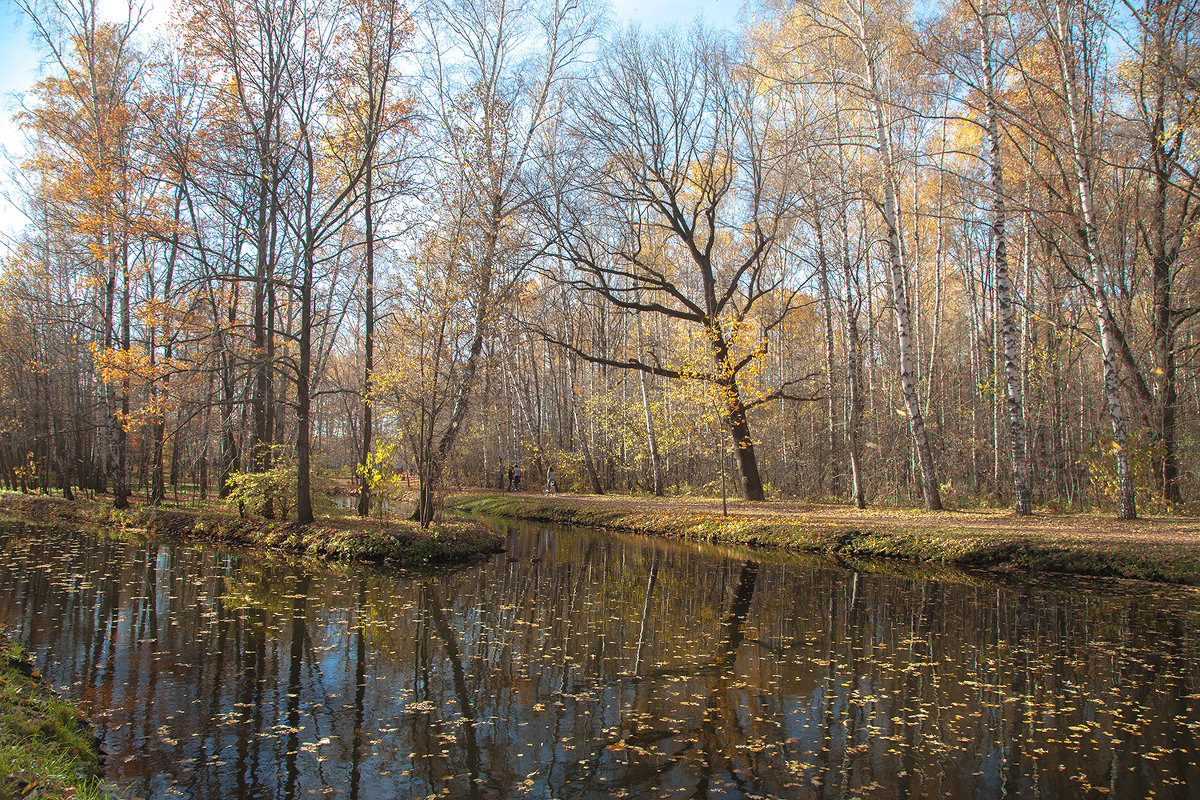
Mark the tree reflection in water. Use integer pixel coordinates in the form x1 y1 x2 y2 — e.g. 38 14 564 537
0 519 1196 799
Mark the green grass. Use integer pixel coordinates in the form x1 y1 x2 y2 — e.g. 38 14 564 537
0 636 115 800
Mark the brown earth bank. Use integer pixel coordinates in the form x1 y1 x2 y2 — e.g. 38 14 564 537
449 491 1200 585
0 493 505 568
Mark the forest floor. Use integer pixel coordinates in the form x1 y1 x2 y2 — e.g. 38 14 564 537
448 491 1200 585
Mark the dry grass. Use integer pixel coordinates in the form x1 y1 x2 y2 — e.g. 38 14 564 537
0 492 505 568
450 491 1200 585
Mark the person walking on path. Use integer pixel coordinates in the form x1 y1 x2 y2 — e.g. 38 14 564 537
545 466 557 494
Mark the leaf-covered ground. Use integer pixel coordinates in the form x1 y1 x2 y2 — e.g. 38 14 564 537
449 491 1200 584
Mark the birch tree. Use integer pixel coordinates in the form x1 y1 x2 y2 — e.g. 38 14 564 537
388 0 596 527
1046 0 1138 519
790 0 943 509
923 0 1033 513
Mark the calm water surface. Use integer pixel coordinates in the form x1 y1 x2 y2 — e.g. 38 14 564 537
0 518 1197 799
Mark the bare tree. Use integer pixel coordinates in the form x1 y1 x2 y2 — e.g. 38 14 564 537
922 0 1033 513
387 0 597 527
544 26 814 501
1046 0 1137 519
346 0 414 518
1119 0 1200 504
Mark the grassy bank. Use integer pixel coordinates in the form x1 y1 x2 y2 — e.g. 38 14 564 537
0 493 505 568
450 492 1200 585
0 634 110 800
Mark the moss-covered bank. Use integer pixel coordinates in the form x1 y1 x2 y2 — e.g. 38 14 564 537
0 493 504 568
0 634 112 800
450 493 1200 585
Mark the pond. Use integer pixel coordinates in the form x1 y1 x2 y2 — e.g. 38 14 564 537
0 517 1197 799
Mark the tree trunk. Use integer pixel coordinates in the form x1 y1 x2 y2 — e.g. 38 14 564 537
1144 2 1182 504
113 246 131 510
219 286 239 498
410 196 499 527
981 0 1032 515
635 305 664 496
252 131 282 518
840 210 867 510
857 15 941 510
709 322 765 501
414 458 439 529
925 95 950 416
833 103 867 509
567 350 603 494
297 240 315 525
150 393 165 505
357 162 376 517
1054 0 1136 520
573 406 604 494
813 207 841 498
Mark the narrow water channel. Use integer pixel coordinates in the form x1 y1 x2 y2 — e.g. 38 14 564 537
0 517 1197 799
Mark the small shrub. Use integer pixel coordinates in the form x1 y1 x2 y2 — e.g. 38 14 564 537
226 450 296 519
1083 431 1167 513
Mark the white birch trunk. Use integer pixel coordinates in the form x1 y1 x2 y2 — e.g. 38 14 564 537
981 0 1033 515
1053 0 1137 520
855 7 942 510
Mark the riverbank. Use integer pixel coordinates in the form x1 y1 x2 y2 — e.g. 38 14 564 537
0 634 110 800
450 492 1200 585
0 493 505 567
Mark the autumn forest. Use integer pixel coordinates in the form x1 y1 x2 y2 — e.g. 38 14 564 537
3 0 1199 527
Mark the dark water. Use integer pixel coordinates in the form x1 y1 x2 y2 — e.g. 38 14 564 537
0 518 1198 799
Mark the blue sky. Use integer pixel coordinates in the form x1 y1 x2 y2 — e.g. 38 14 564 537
610 0 742 30
0 0 744 244
0 3 34 110
1 1 37 243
